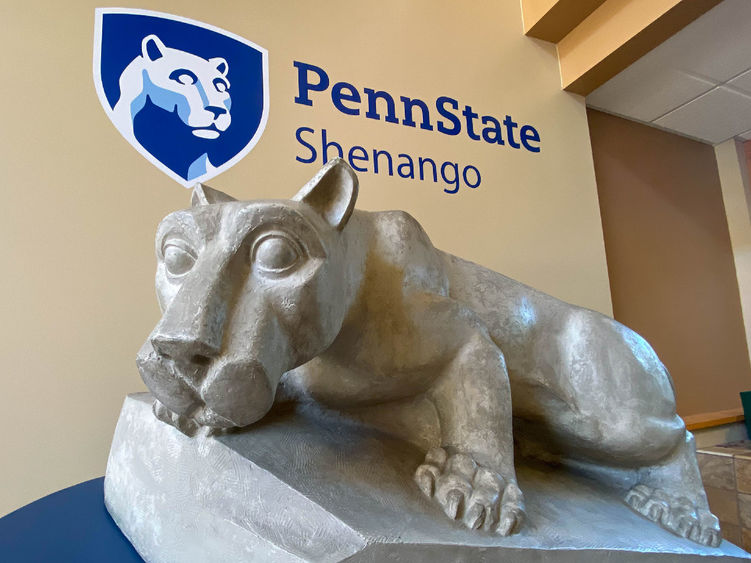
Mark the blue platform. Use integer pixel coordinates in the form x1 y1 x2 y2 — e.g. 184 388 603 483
0 477 143 562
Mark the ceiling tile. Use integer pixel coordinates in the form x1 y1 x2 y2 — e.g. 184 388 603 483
647 0 751 83
728 69 751 95
587 65 715 122
653 87 751 145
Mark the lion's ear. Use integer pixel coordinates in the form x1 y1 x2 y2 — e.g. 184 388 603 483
292 158 359 231
210 57 228 76
192 183 237 207
142 34 166 62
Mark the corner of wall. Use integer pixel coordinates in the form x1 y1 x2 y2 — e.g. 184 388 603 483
715 139 751 373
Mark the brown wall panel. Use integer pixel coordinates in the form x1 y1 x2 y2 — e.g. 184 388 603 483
588 109 751 417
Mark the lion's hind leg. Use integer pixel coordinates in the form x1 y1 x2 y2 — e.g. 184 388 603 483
515 310 722 546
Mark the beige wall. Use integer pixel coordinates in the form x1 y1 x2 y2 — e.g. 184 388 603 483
0 1 611 516
588 109 751 417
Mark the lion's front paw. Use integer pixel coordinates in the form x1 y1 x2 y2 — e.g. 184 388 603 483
414 447 524 535
152 399 201 437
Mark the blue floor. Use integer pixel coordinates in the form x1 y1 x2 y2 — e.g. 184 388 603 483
0 477 144 562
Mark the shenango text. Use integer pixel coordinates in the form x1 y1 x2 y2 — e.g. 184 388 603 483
296 126 481 195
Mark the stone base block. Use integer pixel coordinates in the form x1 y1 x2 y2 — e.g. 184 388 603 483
105 393 751 562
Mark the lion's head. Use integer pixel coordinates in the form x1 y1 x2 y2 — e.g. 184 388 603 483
136 34 232 139
136 159 359 429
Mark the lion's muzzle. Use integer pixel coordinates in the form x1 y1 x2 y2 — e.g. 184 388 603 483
199 359 274 427
137 336 277 429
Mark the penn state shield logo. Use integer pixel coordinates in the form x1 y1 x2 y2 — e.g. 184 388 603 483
93 8 269 187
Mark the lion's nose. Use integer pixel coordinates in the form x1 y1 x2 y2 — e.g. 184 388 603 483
205 105 227 119
150 267 229 365
150 332 220 364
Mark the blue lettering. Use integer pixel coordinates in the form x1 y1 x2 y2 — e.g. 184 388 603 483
295 128 483 194
332 82 361 116
373 149 394 176
436 97 461 136
419 157 437 182
294 61 329 106
463 165 481 188
292 62 541 152
397 154 415 179
401 96 433 131
295 126 317 163
520 125 541 153
364 88 399 124
503 115 521 149
481 116 504 145
441 162 460 194
348 145 368 171
462 105 480 141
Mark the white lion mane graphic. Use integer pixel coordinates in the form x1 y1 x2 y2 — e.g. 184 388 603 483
112 34 232 179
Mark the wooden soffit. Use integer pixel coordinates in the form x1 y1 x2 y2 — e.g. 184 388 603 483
522 0 723 96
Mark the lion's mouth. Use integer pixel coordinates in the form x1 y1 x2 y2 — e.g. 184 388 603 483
192 125 221 139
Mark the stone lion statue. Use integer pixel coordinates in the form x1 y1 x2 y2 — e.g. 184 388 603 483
136 158 720 546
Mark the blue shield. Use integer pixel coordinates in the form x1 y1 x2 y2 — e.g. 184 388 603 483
94 8 269 187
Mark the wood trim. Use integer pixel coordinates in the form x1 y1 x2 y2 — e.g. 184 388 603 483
523 0 608 43
557 0 722 95
683 408 745 431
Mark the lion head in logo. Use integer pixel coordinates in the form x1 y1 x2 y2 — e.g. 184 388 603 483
112 34 233 180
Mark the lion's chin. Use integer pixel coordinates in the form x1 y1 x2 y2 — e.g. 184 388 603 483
192 129 220 139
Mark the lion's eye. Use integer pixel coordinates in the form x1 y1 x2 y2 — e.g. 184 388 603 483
213 78 228 93
163 243 196 276
253 235 300 274
169 69 197 85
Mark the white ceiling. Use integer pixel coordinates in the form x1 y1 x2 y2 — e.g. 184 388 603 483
585 0 751 145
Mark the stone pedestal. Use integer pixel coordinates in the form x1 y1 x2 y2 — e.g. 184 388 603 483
105 393 751 562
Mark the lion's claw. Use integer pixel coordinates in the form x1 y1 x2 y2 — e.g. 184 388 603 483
152 399 202 437
414 447 524 535
443 488 465 520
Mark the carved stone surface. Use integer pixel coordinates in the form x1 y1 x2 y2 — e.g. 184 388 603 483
127 158 726 551
105 393 751 562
